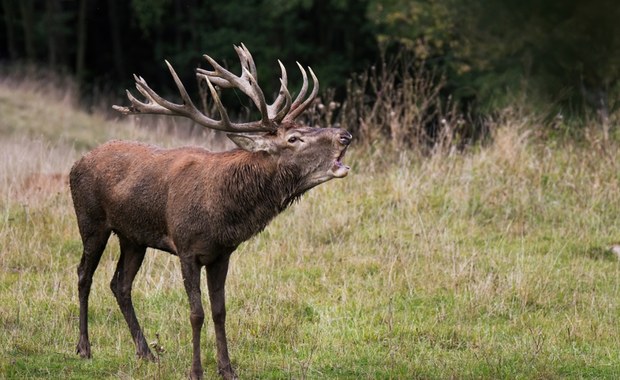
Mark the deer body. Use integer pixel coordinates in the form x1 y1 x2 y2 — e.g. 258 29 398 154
72 140 298 255
71 45 351 380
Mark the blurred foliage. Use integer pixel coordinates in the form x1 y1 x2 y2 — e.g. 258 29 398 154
131 0 171 37
370 0 620 122
0 0 618 129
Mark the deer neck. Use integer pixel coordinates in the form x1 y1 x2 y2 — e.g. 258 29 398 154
227 152 303 212
204 152 303 246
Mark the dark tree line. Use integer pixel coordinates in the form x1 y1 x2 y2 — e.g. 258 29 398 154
370 0 620 124
1 0 619 126
0 0 377 102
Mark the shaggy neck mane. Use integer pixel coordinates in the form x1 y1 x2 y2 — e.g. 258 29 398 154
225 150 305 214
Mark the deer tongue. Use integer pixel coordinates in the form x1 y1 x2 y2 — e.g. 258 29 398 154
331 159 350 178
330 145 350 178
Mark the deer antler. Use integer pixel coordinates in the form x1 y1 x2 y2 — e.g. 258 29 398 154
113 44 319 133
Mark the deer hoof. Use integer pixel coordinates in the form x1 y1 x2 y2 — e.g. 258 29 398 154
137 350 157 362
188 368 204 380
218 366 238 380
76 337 92 359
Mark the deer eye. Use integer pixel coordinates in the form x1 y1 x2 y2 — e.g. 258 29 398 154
288 136 298 143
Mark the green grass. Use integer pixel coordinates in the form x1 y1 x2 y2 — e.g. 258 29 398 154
1 80 620 379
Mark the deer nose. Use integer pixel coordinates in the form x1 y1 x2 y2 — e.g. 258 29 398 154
339 131 352 146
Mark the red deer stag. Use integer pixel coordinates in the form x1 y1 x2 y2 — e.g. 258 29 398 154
69 44 351 380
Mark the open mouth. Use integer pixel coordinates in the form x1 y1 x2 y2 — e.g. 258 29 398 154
331 146 350 178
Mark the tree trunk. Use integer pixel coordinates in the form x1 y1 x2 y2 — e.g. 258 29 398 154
107 0 125 78
76 0 89 81
45 0 60 68
1 0 19 59
19 0 36 61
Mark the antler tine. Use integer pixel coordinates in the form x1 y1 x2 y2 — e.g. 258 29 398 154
236 43 258 81
202 73 232 127
137 61 219 124
241 66 270 126
161 60 197 112
113 73 178 116
282 65 319 123
112 87 173 115
290 62 309 112
199 54 264 108
197 57 235 88
268 60 292 121
197 44 257 89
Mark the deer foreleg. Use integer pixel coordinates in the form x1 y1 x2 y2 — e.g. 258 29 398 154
206 254 237 380
181 259 206 380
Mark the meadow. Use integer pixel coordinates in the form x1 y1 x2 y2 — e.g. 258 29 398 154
1 76 619 379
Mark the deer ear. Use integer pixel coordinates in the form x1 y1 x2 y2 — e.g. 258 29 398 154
227 133 274 153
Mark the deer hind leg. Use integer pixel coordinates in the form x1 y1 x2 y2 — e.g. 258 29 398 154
206 254 237 380
110 235 155 361
76 225 111 359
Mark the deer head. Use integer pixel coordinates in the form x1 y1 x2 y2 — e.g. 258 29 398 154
113 43 351 190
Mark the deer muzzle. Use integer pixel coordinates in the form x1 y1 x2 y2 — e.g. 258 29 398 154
331 131 352 178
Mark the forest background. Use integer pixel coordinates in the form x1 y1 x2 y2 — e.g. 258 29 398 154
2 0 620 142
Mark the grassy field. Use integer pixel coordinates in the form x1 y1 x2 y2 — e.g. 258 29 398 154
1 78 619 379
